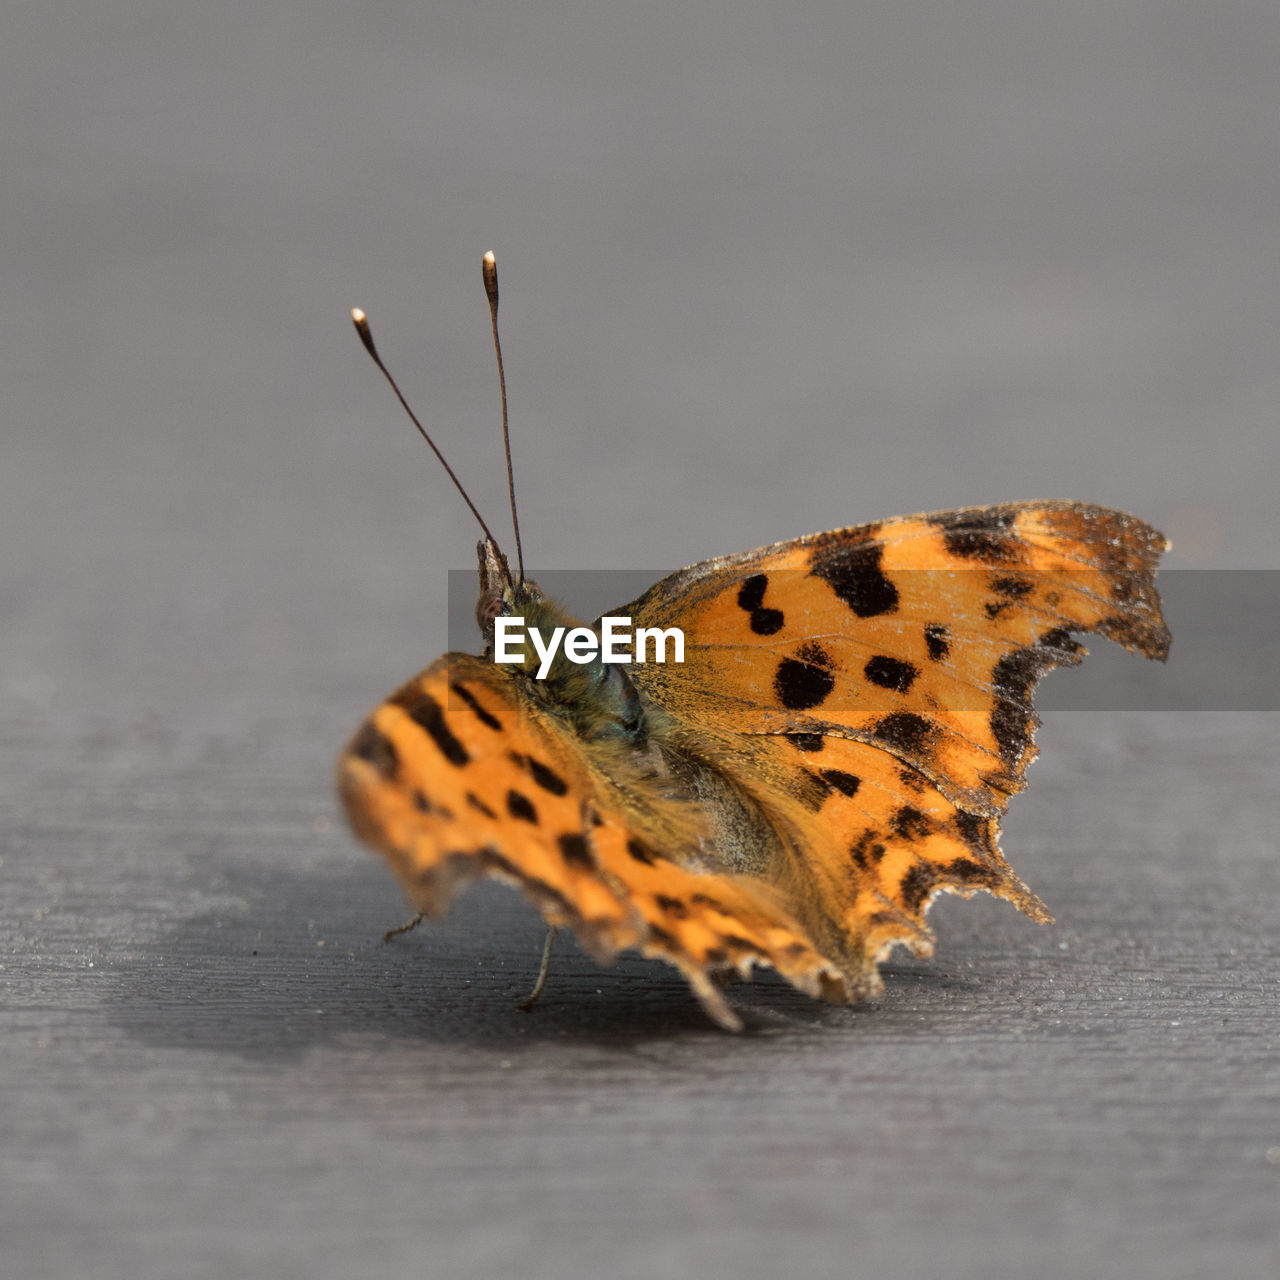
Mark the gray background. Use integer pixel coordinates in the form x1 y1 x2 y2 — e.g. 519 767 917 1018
4 3 1278 1278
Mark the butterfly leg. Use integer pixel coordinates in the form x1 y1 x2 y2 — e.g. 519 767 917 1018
382 913 426 943
518 926 557 1011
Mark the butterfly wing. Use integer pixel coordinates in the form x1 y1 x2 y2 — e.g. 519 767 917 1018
616 501 1169 990
339 653 845 1030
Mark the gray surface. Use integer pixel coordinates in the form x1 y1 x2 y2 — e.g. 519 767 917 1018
3 3 1278 1278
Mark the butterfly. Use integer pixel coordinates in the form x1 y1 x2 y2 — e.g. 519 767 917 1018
339 256 1170 1031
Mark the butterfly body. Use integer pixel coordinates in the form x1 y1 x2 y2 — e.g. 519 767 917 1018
340 500 1168 1029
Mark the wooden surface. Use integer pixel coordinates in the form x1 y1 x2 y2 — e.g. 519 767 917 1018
4 3 1279 1277
5 712 1278 1279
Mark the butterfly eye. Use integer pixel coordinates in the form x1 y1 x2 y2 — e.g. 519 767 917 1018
475 589 505 635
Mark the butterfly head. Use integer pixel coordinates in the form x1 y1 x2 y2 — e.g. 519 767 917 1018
472 534 645 741
474 535 543 639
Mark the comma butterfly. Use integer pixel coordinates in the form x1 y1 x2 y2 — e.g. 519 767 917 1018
339 254 1170 1030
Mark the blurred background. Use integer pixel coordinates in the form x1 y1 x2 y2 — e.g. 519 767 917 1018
4 4 1278 1278
6 1 1277 732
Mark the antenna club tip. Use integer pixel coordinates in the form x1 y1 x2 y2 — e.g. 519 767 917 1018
482 252 499 308
350 308 378 358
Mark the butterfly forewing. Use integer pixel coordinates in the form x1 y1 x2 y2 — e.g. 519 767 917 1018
621 502 1169 808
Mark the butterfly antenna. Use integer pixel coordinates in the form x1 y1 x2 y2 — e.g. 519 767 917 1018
482 252 526 585
350 308 497 545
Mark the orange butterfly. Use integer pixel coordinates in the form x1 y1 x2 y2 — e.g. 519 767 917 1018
339 256 1170 1030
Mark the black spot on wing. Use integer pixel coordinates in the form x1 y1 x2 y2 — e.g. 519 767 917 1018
992 575 1034 599
557 832 594 869
930 507 1021 562
449 681 503 730
946 857 993 886
466 791 496 819
924 624 950 661
898 765 927 792
350 722 399 780
850 831 887 871
401 694 470 767
774 657 835 710
872 711 933 756
990 647 1054 765
985 573 1033 619
627 837 658 866
953 809 988 850
899 864 937 913
412 789 432 813
796 641 833 668
749 607 784 635
655 894 688 918
510 752 569 797
891 805 932 840
795 771 833 813
531 759 569 795
785 732 825 753
818 769 861 797
1098 609 1170 658
864 655 919 693
506 789 538 823
1039 627 1084 657
810 538 899 618
737 574 768 611
737 573 784 635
